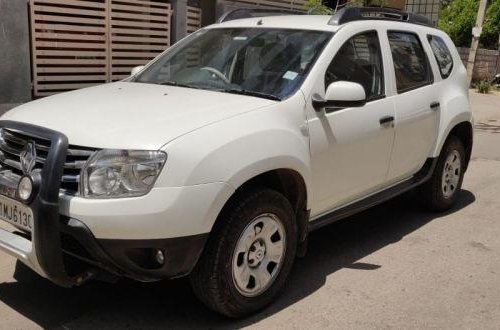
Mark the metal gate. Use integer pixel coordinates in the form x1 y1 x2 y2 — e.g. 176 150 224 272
30 0 172 97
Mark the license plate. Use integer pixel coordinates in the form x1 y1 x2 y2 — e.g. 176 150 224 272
0 194 33 232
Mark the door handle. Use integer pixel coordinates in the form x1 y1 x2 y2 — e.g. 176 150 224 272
379 116 395 126
430 102 440 110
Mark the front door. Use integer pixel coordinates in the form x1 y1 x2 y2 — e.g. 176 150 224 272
307 30 396 216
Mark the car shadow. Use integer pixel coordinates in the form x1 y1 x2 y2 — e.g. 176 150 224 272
0 190 476 329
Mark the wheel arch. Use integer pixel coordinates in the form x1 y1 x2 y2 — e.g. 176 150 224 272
231 168 308 215
435 120 473 170
448 121 473 169
210 168 310 255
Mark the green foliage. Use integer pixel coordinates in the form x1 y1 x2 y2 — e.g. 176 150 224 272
438 0 500 49
306 0 382 13
438 0 478 48
476 80 492 93
305 0 333 14
482 0 500 49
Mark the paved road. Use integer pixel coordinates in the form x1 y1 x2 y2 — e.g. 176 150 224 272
0 92 499 329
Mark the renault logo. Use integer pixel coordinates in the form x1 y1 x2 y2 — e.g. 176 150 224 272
20 142 36 174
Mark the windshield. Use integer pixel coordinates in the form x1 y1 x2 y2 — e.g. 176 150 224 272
135 28 332 100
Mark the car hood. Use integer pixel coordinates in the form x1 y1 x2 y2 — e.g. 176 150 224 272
2 82 276 150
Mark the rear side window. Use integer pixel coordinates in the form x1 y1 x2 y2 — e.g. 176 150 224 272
427 35 454 78
387 31 433 93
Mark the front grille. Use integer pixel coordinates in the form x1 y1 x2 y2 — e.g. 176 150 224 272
0 128 97 195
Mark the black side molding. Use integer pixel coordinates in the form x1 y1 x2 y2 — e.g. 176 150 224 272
309 157 437 232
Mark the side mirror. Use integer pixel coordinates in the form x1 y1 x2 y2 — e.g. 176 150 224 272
312 81 366 112
130 66 145 76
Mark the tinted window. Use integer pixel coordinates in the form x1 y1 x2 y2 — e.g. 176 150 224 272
325 31 384 100
428 35 454 78
388 31 433 93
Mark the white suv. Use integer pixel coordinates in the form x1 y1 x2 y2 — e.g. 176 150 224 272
0 7 472 317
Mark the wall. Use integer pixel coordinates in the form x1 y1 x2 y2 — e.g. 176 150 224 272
0 0 32 104
457 47 500 81
405 0 440 25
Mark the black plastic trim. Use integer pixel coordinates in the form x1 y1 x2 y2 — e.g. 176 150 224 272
60 216 208 281
309 158 437 232
0 120 72 287
430 102 440 110
329 7 433 27
98 234 208 281
379 115 395 125
60 217 123 276
312 93 366 112
218 8 304 23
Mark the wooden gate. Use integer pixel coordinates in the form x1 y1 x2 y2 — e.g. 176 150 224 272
186 5 202 34
219 0 308 11
30 0 172 97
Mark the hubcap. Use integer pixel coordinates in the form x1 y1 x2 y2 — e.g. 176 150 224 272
442 149 461 199
232 213 286 297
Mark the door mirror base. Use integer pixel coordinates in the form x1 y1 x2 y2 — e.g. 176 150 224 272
313 81 367 112
312 93 366 112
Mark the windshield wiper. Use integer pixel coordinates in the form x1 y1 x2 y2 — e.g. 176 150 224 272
221 89 281 101
158 81 201 89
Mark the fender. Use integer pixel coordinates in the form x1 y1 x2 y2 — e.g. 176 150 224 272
431 94 473 158
157 93 312 229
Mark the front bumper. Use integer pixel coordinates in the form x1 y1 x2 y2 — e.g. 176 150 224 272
59 216 208 281
0 121 225 286
0 214 208 284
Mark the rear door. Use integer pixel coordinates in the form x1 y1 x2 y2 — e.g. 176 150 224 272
385 30 440 183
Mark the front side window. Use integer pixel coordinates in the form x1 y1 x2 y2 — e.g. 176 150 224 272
325 31 384 100
388 31 433 93
135 28 332 100
428 35 454 78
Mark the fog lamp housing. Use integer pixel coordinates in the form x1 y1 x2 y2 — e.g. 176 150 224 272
17 172 40 204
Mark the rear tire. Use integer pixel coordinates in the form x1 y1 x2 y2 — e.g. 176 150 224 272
420 135 466 212
190 188 297 318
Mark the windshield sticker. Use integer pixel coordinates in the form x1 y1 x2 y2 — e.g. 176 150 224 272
234 36 248 41
283 71 298 81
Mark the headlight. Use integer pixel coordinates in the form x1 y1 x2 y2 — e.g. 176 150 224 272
82 150 167 199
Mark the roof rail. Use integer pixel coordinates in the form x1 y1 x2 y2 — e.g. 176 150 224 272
218 8 305 23
328 7 432 27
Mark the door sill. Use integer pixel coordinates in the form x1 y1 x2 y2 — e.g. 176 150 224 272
308 157 437 232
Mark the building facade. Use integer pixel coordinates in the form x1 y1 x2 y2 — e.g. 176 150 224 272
0 0 441 106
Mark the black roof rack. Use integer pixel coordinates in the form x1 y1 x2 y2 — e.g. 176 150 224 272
218 8 305 23
329 7 432 27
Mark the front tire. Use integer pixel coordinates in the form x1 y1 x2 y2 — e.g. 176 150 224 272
190 188 297 317
420 136 466 212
